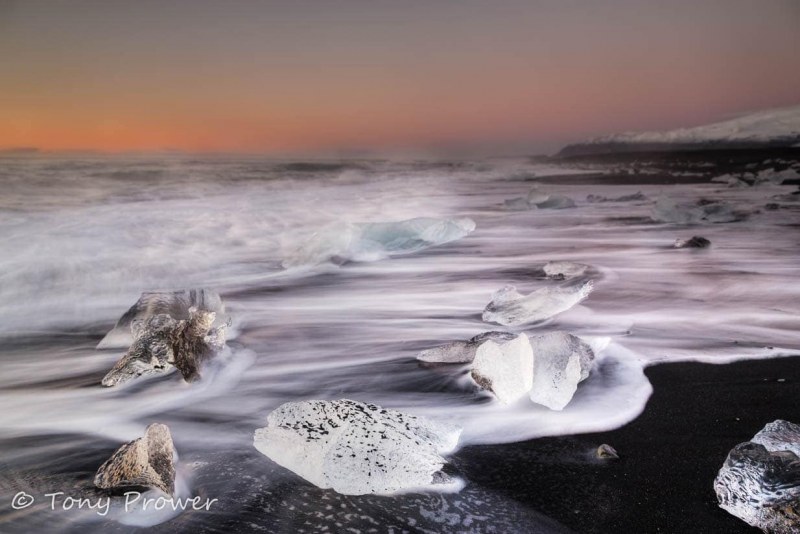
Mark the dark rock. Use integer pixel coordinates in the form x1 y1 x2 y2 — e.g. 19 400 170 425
596 444 619 460
673 236 711 248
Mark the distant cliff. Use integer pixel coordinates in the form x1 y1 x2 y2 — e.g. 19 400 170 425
558 105 800 158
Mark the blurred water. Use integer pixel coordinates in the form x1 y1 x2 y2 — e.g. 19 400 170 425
0 155 798 532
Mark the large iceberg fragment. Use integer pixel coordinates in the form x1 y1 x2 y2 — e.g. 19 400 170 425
528 332 595 410
283 217 476 267
417 331 517 364
98 289 224 349
482 282 593 326
714 420 800 533
253 399 461 495
470 334 534 404
652 197 748 224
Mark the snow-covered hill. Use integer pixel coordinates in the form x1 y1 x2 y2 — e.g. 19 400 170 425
559 105 800 157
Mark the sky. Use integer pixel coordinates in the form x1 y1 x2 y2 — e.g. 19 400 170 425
1 0 799 155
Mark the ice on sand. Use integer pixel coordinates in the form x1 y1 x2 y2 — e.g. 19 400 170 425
253 399 461 495
714 420 800 533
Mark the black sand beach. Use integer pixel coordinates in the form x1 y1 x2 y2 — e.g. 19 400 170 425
456 355 800 533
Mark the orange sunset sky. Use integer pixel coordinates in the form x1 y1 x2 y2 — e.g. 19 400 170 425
2 0 799 155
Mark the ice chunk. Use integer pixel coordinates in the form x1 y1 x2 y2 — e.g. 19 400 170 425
752 419 800 457
543 261 589 280
253 399 461 495
101 308 226 387
528 332 595 410
482 282 593 326
714 420 800 533
501 188 576 211
283 217 476 267
98 289 224 349
417 331 516 363
652 197 749 224
586 191 647 203
754 167 800 186
503 197 531 211
470 333 534 404
773 190 800 203
94 423 176 495
526 190 552 205
531 194 576 209
711 174 749 188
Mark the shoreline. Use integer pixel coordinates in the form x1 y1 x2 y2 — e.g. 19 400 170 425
454 354 800 533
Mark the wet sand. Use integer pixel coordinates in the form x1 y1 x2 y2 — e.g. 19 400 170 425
455 355 800 533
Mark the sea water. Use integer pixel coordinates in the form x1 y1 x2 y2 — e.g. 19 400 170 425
0 155 798 532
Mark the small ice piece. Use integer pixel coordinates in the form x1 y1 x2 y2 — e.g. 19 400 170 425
543 261 589 280
531 194 576 209
673 236 711 248
711 174 750 188
714 420 800 533
586 191 647 203
98 289 224 349
503 197 531 211
283 217 476 267
652 197 748 224
754 167 800 186
773 190 800 203
470 333 534 404
526 190 552 205
253 399 461 495
528 332 595 410
94 423 176 495
417 331 517 364
482 282 593 326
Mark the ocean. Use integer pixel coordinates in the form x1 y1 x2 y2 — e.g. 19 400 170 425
0 154 798 532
